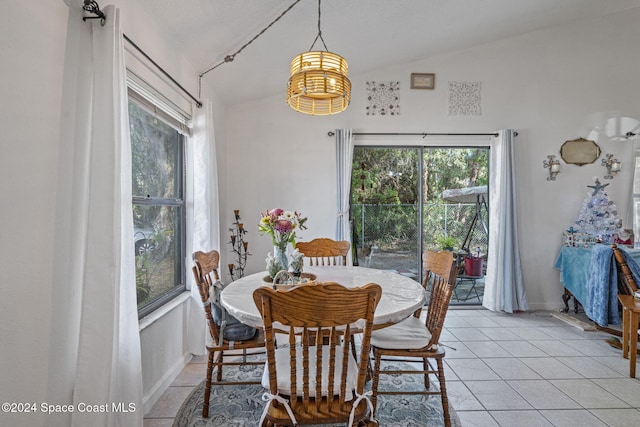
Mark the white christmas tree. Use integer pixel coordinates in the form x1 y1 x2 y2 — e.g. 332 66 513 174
574 178 622 243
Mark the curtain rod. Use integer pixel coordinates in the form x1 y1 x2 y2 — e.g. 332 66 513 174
327 131 512 137
123 35 203 108
82 1 203 108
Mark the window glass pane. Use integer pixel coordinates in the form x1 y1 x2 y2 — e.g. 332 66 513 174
129 97 185 315
129 101 180 199
351 147 420 279
422 147 489 255
134 205 182 310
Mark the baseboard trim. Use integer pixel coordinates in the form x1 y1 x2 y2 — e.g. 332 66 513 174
142 352 192 415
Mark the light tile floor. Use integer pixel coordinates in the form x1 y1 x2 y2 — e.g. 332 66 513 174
144 309 640 427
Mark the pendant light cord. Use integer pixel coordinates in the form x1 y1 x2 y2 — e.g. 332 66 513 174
308 0 329 51
198 0 302 97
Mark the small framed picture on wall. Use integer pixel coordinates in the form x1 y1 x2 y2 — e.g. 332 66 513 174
410 73 435 89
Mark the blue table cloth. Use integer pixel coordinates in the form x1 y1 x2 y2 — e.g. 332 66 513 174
554 246 592 308
554 245 640 326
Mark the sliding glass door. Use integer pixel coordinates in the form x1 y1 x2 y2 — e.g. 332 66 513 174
351 145 489 305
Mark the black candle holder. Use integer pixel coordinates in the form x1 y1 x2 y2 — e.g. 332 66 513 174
228 210 250 280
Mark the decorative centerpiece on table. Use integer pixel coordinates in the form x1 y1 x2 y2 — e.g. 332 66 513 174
264 248 315 288
258 208 308 279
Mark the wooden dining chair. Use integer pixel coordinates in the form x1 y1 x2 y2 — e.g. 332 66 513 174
369 269 456 427
423 250 458 282
295 238 351 266
192 250 266 418
419 249 458 316
612 244 639 296
253 282 382 426
611 244 640 378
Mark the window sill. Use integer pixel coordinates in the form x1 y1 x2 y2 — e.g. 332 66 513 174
138 291 191 332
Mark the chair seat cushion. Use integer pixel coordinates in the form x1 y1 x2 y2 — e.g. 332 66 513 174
370 316 432 349
211 304 257 341
210 285 257 341
262 345 357 400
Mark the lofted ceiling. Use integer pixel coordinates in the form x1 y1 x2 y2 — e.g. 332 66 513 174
137 0 640 107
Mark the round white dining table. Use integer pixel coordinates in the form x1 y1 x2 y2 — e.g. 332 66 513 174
220 266 426 329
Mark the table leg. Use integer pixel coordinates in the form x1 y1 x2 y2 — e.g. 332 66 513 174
630 311 638 378
562 289 571 313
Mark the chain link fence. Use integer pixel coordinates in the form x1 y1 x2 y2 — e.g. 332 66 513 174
351 203 489 273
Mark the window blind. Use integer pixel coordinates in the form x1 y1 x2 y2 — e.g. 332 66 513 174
126 70 193 136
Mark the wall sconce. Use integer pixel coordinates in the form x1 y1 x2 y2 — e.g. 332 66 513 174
602 153 621 179
543 154 560 181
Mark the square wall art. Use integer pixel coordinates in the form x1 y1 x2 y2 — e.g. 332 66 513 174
448 81 482 116
366 81 400 116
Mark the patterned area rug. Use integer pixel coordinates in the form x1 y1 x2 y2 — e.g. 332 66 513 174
173 360 462 426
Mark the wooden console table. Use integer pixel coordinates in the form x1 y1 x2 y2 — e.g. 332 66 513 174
554 245 640 324
554 246 592 313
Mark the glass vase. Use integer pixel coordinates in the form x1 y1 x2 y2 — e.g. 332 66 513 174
274 244 288 274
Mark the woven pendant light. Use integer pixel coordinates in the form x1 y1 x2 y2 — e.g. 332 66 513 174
287 0 351 115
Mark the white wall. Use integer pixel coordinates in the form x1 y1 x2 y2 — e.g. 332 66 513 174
223 8 640 310
0 2 68 426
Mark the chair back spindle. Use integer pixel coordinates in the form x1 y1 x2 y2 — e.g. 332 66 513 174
425 274 454 348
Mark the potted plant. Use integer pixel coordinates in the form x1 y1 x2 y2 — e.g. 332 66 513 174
436 235 457 251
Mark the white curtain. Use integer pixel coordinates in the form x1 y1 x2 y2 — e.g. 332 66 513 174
335 129 354 248
483 129 528 313
47 4 142 426
186 99 220 354
630 135 640 248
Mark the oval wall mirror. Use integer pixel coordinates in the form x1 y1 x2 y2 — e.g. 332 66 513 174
560 137 601 166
